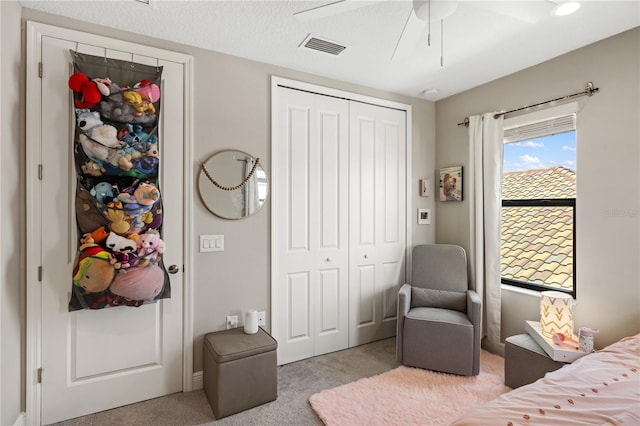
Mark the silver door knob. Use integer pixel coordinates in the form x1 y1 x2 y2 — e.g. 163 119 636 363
364 254 368 259
168 265 180 274
326 258 331 262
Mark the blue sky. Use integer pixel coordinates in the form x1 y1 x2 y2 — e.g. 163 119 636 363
503 131 576 173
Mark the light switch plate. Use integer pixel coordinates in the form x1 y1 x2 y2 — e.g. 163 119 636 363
420 179 430 197
200 234 224 252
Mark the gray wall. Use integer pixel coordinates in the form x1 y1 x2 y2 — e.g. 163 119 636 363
435 27 640 349
0 5 435 422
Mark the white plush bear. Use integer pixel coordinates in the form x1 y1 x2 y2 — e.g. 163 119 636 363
76 109 132 170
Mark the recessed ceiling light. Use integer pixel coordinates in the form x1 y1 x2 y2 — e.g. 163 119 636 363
551 2 580 17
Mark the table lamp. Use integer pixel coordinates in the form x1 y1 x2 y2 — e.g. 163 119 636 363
540 290 574 339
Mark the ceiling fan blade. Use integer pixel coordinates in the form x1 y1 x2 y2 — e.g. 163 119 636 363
293 0 385 22
391 9 426 61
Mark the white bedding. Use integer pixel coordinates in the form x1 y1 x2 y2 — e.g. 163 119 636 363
451 334 640 425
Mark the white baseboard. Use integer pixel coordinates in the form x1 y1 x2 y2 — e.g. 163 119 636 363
13 412 25 426
192 370 203 390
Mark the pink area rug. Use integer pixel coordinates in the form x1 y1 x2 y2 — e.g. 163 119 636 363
309 350 510 426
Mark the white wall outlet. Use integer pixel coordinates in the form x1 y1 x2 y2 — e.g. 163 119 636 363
226 315 238 329
257 311 265 326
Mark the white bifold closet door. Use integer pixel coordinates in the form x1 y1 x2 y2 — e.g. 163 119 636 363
273 86 406 365
348 101 406 346
273 87 350 365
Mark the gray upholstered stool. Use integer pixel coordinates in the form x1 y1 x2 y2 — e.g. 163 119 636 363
203 327 277 419
505 333 565 388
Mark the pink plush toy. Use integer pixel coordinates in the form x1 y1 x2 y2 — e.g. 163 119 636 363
136 229 166 265
134 79 160 103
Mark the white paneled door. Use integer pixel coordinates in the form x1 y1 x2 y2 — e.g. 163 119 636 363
349 101 406 346
272 80 407 364
273 87 350 365
27 23 191 425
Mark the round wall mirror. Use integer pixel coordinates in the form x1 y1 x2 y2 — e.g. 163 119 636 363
198 150 268 219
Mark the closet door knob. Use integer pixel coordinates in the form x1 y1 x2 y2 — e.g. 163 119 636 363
168 265 180 274
326 258 331 262
364 254 368 259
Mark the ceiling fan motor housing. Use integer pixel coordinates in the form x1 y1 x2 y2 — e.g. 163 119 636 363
413 0 459 21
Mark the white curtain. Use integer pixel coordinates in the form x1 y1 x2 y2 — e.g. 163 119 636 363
468 113 504 353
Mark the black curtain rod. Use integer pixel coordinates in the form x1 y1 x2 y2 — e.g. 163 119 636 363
457 81 599 127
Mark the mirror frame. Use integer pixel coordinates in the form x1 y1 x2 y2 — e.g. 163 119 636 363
197 149 268 220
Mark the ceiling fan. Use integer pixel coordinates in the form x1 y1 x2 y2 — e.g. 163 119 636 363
294 0 549 63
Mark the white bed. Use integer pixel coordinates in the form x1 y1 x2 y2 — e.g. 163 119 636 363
451 334 640 425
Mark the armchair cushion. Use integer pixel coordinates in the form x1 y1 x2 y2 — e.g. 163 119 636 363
410 287 466 312
403 307 474 375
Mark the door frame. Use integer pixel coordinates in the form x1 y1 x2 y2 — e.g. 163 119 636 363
270 76 413 357
25 21 194 426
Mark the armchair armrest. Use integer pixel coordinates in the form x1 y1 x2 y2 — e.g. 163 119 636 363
396 283 412 362
466 290 481 327
467 289 482 375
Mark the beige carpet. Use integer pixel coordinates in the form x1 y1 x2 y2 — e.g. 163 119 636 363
309 350 510 426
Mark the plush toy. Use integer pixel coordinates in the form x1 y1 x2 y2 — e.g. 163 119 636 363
119 123 155 153
80 226 110 245
80 159 106 177
92 77 113 96
100 92 156 125
105 232 138 269
134 182 161 206
109 264 164 301
90 182 116 204
148 208 163 229
76 109 134 170
123 90 156 117
106 208 130 234
68 72 101 109
72 241 115 293
132 142 160 176
141 211 154 225
134 80 161 103
136 229 166 266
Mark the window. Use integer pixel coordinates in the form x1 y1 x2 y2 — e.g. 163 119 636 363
501 109 576 297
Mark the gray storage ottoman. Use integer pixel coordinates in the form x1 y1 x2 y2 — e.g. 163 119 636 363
505 333 565 388
203 327 277 419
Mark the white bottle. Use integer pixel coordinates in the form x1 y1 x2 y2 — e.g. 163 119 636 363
578 327 599 353
244 309 258 334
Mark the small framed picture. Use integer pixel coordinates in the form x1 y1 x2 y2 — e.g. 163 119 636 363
418 208 431 225
439 166 463 202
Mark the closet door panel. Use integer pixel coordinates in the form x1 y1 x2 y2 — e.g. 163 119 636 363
383 121 401 244
382 261 402 321
318 269 340 333
288 272 311 340
313 95 349 356
274 87 348 363
349 101 406 346
275 89 315 363
288 106 311 252
319 111 340 249
354 265 376 325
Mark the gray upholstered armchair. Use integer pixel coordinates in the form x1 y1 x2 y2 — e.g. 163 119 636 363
396 244 481 376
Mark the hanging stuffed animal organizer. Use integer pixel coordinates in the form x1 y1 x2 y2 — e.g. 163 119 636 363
68 51 170 311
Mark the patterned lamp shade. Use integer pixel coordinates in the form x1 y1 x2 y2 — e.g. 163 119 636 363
540 291 574 338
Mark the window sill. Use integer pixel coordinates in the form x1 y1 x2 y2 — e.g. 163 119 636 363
500 283 542 299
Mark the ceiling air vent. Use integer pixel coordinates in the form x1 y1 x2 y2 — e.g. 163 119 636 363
300 34 347 56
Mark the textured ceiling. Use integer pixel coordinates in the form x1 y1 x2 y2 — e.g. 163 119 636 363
20 0 640 100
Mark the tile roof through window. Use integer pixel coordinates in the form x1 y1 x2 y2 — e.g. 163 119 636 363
501 167 575 291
